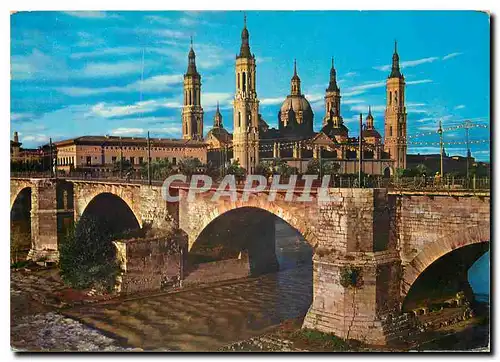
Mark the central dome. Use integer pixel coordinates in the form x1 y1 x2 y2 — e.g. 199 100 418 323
280 95 313 115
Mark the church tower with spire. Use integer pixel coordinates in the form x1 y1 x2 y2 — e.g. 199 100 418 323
323 57 342 127
384 41 407 169
232 14 260 173
182 37 204 140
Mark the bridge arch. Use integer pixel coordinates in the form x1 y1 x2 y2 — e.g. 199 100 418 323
185 198 319 251
10 179 34 209
79 192 141 235
73 183 143 228
401 223 490 300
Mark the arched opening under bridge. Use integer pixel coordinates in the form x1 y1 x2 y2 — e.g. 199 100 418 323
402 242 489 318
185 206 314 326
10 187 32 262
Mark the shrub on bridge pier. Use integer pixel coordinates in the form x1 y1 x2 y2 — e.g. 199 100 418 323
59 215 121 292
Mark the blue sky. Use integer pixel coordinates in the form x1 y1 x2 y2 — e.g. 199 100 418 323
11 11 490 161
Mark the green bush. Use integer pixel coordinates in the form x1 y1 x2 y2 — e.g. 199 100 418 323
59 215 120 292
291 328 350 351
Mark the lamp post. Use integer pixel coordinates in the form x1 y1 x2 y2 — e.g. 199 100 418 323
438 119 444 177
147 131 152 185
358 113 363 188
119 136 123 179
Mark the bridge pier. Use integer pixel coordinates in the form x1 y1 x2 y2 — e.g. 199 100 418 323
27 179 62 262
303 189 410 345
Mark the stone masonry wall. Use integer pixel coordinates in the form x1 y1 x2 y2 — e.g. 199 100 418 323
304 188 408 345
394 193 490 297
114 230 187 294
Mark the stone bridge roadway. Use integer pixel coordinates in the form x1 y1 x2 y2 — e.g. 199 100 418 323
10 177 490 345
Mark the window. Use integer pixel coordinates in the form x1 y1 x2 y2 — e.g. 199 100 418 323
389 92 392 105
242 71 246 93
237 73 240 89
86 156 91 166
238 112 241 128
394 91 398 105
130 157 135 165
139 157 144 164
390 126 393 137
172 157 177 165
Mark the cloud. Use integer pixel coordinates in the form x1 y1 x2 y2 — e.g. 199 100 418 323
11 49 65 80
443 52 463 61
11 112 35 122
406 79 433 85
81 61 147 78
350 104 385 113
344 71 358 77
415 117 436 123
70 47 142 60
342 98 365 105
152 29 190 40
56 73 183 96
374 57 439 72
260 97 285 106
202 92 233 110
21 134 49 143
90 99 182 119
454 104 466 110
137 74 184 92
110 128 145 136
144 15 173 25
63 11 119 19
342 81 386 97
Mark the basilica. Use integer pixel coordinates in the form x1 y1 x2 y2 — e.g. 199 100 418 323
181 15 407 176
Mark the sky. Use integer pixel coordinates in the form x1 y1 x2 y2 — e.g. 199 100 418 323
10 11 490 161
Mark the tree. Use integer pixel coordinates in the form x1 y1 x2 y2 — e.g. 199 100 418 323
323 161 341 175
306 159 320 175
178 157 203 177
113 159 133 174
272 158 292 177
415 163 428 176
227 160 246 179
141 158 174 180
59 215 122 291
255 161 272 178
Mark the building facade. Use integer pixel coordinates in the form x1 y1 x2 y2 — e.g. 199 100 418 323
53 136 207 172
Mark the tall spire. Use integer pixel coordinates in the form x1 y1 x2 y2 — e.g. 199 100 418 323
326 57 339 92
366 105 374 129
213 101 223 128
186 36 198 76
389 39 402 79
238 12 251 58
290 59 301 96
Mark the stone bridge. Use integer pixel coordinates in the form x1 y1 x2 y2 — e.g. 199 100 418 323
10 177 490 345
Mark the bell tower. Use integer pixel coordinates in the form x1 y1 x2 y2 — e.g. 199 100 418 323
323 57 342 127
182 37 204 140
384 41 407 169
232 14 260 173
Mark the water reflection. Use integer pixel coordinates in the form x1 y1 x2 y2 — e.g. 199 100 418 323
65 218 313 351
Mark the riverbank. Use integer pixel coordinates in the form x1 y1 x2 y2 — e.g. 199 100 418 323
10 266 490 352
